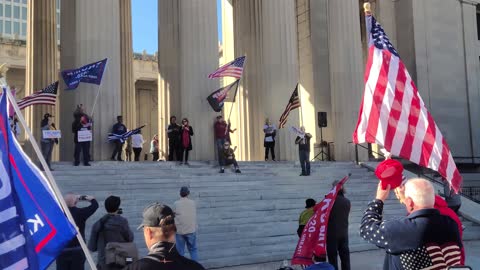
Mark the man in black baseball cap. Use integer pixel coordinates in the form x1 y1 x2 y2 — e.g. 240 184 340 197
125 202 205 270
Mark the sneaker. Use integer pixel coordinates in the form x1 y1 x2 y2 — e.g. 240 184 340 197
110 157 115 161
300 173 305 176
235 169 241 173
219 168 225 173
117 158 124 162
265 158 268 161
185 162 190 166
84 163 91 166
74 162 80 166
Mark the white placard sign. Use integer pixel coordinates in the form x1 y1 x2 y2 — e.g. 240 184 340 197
78 130 92 142
43 130 62 139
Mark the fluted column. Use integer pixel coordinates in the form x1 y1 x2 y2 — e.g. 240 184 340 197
158 0 181 156
233 0 264 161
60 0 121 161
179 0 219 160
26 0 57 152
119 1 136 130
328 0 365 161
261 0 300 161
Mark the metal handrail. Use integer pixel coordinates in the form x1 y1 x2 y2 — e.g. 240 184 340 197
349 142 480 204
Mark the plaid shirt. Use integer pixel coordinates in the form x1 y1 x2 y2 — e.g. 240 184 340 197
360 200 462 270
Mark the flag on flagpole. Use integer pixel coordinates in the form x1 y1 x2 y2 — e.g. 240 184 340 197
61 58 108 90
0 89 76 269
278 84 301 129
208 56 245 79
352 13 462 192
108 125 145 143
206 80 240 112
17 81 58 110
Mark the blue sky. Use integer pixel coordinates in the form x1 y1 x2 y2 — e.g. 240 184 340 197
132 0 222 54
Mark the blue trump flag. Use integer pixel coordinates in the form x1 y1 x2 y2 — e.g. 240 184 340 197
61 58 108 90
0 89 76 269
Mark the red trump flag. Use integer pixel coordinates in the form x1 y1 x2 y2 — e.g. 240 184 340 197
292 175 350 265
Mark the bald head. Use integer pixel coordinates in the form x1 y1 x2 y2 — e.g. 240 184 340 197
404 178 435 210
64 193 78 207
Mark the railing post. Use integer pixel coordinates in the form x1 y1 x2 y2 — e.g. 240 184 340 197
355 144 359 165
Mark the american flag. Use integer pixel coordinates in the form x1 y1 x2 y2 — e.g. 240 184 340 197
18 81 58 110
352 15 462 192
399 244 461 270
279 84 301 129
208 56 245 79
108 125 145 143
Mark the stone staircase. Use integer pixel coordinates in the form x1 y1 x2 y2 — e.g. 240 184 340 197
49 161 480 269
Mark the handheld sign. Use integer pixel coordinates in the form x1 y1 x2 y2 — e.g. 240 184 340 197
43 130 61 139
78 130 92 142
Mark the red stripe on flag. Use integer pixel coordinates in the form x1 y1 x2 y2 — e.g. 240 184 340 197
353 47 375 143
419 111 438 168
366 51 392 142
399 80 421 160
383 62 407 150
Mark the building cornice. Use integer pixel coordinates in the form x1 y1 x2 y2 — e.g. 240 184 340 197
460 0 480 5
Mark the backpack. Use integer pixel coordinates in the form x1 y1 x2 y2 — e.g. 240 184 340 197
99 215 139 267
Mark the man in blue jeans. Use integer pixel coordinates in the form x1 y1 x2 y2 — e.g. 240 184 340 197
174 186 198 261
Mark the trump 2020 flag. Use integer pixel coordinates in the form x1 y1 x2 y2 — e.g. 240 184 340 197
61 58 108 90
352 12 462 192
206 80 240 112
292 175 349 266
0 89 76 269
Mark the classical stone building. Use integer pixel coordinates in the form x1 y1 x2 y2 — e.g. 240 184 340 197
2 0 480 163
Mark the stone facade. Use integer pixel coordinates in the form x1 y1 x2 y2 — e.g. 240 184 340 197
3 0 480 162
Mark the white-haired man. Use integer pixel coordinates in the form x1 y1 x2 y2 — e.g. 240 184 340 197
360 178 462 269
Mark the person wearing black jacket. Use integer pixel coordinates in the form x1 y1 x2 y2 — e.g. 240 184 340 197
167 116 182 161
124 203 205 270
88 196 134 269
57 193 99 270
111 116 127 161
295 127 312 176
326 181 351 270
179 118 194 165
72 105 92 166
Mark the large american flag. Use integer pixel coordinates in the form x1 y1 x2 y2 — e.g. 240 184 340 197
352 15 462 192
18 81 58 110
208 56 245 79
279 84 301 129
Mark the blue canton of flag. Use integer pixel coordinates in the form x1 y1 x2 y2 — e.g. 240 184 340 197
0 89 76 269
369 16 399 57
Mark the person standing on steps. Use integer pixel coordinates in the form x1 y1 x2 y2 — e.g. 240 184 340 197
295 126 312 176
214 115 228 166
326 181 351 270
72 104 92 166
263 118 277 161
167 116 182 161
40 113 57 171
150 134 160 161
219 141 241 173
174 187 199 262
297 198 316 237
111 115 127 161
131 130 145 162
180 118 194 165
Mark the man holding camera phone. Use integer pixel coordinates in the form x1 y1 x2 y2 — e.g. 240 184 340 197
57 193 99 270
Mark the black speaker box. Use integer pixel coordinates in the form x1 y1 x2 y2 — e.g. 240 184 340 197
318 112 327 128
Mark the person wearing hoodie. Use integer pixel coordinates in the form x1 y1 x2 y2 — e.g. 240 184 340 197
88 196 134 269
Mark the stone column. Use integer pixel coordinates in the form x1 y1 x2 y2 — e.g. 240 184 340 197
158 0 181 156
60 0 121 161
233 0 265 161
119 0 136 130
26 0 57 153
328 0 365 161
261 0 300 161
179 0 218 160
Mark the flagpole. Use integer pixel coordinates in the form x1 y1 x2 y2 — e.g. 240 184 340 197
297 83 304 127
90 60 109 118
6 89 98 270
